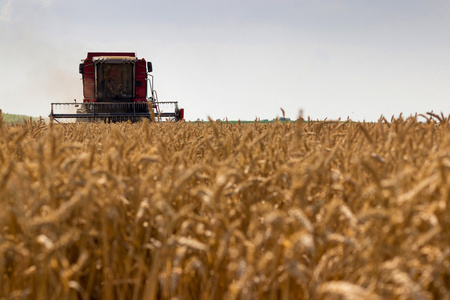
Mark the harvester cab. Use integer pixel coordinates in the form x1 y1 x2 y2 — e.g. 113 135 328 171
49 52 184 122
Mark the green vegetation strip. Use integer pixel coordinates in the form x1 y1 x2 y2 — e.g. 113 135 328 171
1 112 40 125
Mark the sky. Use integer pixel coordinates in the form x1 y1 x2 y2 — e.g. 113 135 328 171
1 0 450 121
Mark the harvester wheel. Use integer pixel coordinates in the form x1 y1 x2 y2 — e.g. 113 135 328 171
175 108 181 122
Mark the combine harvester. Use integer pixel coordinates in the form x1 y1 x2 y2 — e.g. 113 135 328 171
49 52 184 122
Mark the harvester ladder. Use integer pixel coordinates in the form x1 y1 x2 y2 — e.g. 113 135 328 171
152 90 162 121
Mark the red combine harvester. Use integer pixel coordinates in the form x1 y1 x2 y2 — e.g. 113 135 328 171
49 52 184 122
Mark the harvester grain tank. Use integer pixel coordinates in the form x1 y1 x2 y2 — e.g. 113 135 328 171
49 52 184 122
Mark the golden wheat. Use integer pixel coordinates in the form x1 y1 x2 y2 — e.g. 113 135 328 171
0 112 449 299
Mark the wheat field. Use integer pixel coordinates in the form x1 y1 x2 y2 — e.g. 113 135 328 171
0 112 449 299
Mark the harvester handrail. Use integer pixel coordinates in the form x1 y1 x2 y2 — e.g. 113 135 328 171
155 101 179 105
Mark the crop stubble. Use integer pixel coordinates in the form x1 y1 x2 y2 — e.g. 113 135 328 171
0 113 449 299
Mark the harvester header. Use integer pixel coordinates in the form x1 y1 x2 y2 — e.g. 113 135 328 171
49 52 184 122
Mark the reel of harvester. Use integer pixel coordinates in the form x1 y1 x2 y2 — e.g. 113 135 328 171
49 100 183 123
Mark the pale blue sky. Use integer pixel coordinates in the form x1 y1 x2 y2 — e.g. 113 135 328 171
1 0 450 121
